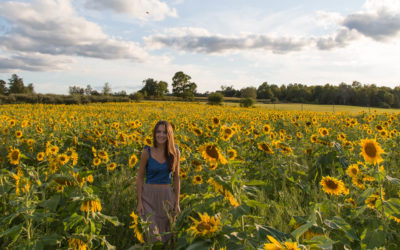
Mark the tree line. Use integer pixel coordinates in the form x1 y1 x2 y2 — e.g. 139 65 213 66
1 73 400 108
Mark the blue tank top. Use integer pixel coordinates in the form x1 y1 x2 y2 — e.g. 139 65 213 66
145 146 172 184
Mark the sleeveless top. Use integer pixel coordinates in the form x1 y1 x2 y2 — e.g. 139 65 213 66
145 145 172 184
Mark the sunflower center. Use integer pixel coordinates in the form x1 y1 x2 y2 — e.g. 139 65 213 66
197 222 211 232
325 179 338 190
364 142 377 157
351 168 358 175
206 145 219 159
261 144 270 152
11 151 19 160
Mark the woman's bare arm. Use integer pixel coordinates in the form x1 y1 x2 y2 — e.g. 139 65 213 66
173 149 181 210
136 148 148 215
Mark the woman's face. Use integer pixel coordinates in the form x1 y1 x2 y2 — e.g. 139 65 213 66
155 124 167 145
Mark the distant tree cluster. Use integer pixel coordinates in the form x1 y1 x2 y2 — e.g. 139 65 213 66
217 81 400 108
2 73 400 109
0 74 35 95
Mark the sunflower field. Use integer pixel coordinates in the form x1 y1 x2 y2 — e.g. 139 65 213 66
1 102 400 249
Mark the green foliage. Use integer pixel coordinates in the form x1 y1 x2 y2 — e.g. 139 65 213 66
239 97 254 107
130 91 144 102
207 92 224 105
240 87 257 99
172 71 197 100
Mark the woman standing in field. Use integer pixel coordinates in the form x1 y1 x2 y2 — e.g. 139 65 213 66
136 120 181 244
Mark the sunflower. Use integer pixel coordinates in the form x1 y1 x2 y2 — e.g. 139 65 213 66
320 176 346 195
351 176 366 189
375 124 383 131
227 149 237 160
198 143 227 164
56 185 64 193
9 119 16 127
362 175 375 182
257 142 274 154
346 164 360 178
86 175 94 183
192 175 203 185
36 126 43 134
262 124 271 134
220 126 235 141
342 140 353 151
277 143 293 155
392 216 400 224
310 134 318 143
68 238 87 250
143 137 152 147
360 139 384 165
296 131 302 139
192 128 202 136
15 130 23 138
80 199 102 213
209 163 218 170
337 133 346 141
379 129 388 138
129 154 138 167
47 145 59 156
211 117 220 126
187 212 222 238
344 198 357 208
93 158 101 166
57 154 70 165
129 211 145 244
97 150 108 160
264 235 300 250
107 162 117 171
365 192 383 209
318 128 329 137
8 147 21 165
26 139 34 146
305 148 312 155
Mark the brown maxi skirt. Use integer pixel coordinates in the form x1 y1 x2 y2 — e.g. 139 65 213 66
141 183 175 243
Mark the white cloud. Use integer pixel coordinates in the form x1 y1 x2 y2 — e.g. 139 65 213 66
315 11 345 29
0 0 150 72
84 0 177 21
0 52 74 72
145 27 310 54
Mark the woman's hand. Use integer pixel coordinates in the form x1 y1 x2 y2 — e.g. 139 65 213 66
136 203 144 216
174 204 181 216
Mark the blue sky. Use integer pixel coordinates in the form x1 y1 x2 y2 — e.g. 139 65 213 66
0 0 400 94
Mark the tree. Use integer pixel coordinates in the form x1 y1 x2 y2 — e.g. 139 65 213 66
207 92 224 105
257 82 274 99
69 86 85 95
172 71 197 100
240 98 255 107
220 85 240 97
240 87 257 99
85 85 93 96
114 90 127 97
155 81 168 98
141 78 158 97
102 82 112 95
8 74 25 94
26 83 35 94
0 80 7 95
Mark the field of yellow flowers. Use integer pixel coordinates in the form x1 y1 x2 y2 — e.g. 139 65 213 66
1 102 400 249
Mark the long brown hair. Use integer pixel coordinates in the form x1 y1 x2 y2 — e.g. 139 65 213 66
153 120 177 173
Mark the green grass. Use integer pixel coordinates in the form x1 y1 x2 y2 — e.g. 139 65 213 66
254 103 400 113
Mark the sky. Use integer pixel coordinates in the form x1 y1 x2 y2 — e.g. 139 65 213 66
0 0 400 94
